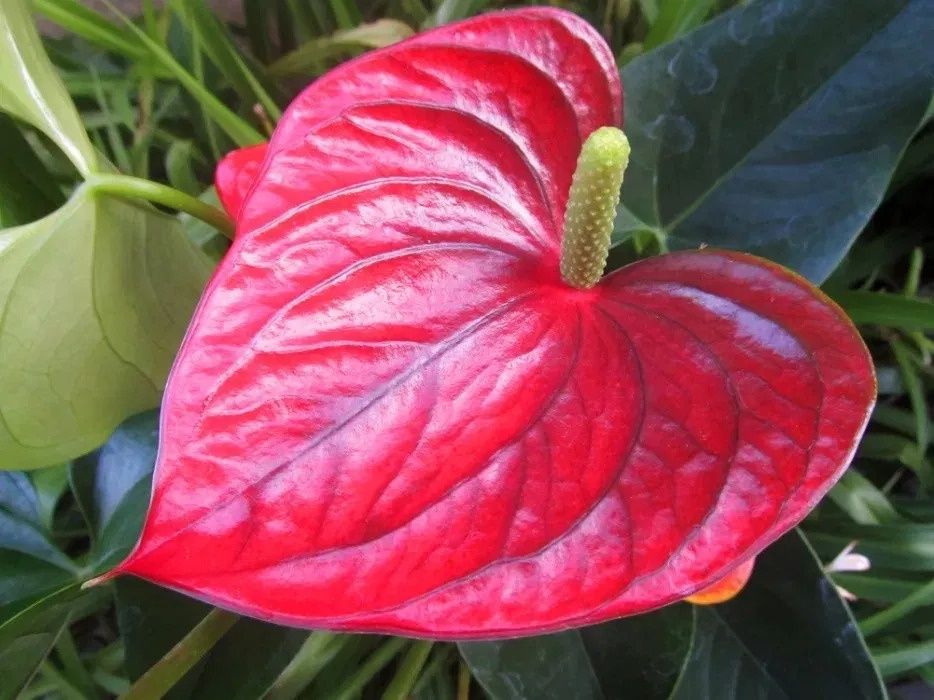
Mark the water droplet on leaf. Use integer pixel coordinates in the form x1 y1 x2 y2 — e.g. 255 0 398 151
647 114 696 154
667 48 718 94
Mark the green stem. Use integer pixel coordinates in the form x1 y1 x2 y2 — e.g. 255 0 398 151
55 628 99 699
122 608 239 700
324 637 408 700
86 174 235 239
457 658 471 700
381 640 434 700
266 633 350 700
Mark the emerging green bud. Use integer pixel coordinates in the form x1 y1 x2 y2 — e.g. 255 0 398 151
559 127 630 289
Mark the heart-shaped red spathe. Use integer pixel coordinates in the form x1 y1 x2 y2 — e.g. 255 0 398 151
117 8 875 638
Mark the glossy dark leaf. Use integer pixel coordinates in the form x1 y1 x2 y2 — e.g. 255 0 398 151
71 411 158 544
116 578 307 700
0 472 76 622
0 584 110 700
459 604 692 699
670 530 885 700
617 0 934 282
119 8 875 637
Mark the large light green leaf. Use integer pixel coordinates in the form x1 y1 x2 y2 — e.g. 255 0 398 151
0 188 211 469
670 531 885 699
616 0 934 282
0 0 96 175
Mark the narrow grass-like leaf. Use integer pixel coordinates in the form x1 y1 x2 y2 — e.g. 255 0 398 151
873 640 934 679
836 291 934 331
268 19 414 77
861 578 934 637
644 0 716 49
828 470 901 525
89 69 133 173
169 0 281 121
329 0 362 30
873 405 929 443
809 524 934 571
32 0 150 64
285 0 318 42
428 0 489 27
243 0 274 62
832 574 923 604
101 1 263 146
890 338 930 463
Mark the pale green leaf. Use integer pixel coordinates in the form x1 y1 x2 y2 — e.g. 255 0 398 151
0 0 96 175
0 187 211 469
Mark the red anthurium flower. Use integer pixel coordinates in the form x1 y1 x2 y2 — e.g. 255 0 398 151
114 8 875 638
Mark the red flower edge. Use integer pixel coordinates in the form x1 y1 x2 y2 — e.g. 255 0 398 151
114 8 875 638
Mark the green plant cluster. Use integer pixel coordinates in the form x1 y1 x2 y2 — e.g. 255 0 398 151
0 0 932 698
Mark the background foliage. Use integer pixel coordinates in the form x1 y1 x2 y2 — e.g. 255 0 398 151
0 0 932 698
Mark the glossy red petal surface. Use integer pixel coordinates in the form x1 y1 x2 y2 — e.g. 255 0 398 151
215 143 268 219
118 9 875 638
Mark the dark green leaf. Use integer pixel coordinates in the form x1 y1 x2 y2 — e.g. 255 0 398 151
0 584 110 700
0 115 65 227
71 410 159 540
83 415 308 700
69 410 155 572
617 0 934 282
669 531 885 699
0 473 76 621
116 578 307 700
28 464 70 532
459 604 693 699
